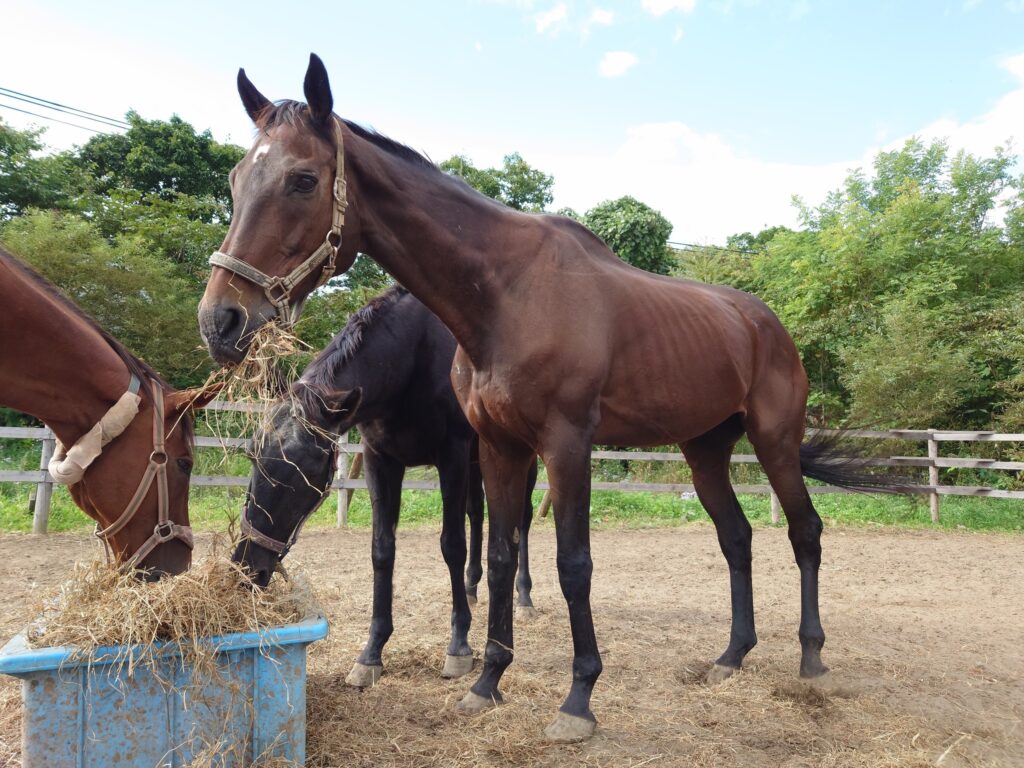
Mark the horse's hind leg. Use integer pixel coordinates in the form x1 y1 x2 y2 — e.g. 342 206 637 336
466 439 484 605
515 459 539 620
346 446 404 688
746 418 829 679
439 442 475 678
681 415 757 682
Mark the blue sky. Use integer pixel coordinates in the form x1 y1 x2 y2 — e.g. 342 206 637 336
2 0 1023 241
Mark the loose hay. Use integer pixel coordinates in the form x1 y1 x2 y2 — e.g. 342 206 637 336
28 535 312 666
17 536 322 767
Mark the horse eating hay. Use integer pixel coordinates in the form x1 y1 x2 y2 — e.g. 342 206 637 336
1 246 218 577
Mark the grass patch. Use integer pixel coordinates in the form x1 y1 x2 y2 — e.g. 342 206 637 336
3 483 1022 536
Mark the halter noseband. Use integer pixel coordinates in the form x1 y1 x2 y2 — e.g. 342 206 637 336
50 374 194 570
240 479 333 564
209 117 348 326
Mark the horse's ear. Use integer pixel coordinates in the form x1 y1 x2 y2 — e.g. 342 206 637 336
237 68 272 124
167 383 225 417
303 53 334 127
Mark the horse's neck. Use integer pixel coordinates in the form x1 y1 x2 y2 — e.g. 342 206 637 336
0 260 132 445
348 133 521 365
322 305 422 422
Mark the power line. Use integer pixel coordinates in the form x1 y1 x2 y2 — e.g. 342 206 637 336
669 241 759 256
0 101 113 135
0 86 129 129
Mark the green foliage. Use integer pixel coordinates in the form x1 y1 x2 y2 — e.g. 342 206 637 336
738 138 1024 426
439 152 553 211
0 210 211 386
583 196 674 274
73 112 244 210
0 119 88 217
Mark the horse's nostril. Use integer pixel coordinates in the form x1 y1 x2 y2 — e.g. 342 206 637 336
216 305 243 338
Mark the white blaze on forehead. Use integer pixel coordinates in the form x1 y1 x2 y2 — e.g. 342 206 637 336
252 142 272 162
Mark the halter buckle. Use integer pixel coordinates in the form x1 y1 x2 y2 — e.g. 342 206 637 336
149 449 167 465
266 277 291 307
153 520 177 543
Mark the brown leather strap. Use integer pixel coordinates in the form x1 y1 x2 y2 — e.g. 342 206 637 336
94 380 194 570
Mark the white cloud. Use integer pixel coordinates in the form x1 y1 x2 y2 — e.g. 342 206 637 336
672 25 685 42
599 51 638 77
534 51 1024 242
590 8 614 25
642 0 697 16
474 41 483 52
534 3 568 34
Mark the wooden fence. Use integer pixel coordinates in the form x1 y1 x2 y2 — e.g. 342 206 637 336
2 403 1022 533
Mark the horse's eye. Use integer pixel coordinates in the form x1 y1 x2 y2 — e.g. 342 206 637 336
294 175 317 193
177 458 193 475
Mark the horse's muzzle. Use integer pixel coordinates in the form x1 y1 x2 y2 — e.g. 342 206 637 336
198 303 250 365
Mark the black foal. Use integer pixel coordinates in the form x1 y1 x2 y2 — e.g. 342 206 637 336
233 287 537 683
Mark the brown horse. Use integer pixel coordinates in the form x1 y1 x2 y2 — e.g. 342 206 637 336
199 55 895 742
1 247 218 577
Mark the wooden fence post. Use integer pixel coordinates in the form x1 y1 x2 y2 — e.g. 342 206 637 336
32 430 56 535
770 491 781 525
336 432 349 528
928 431 940 523
537 489 552 519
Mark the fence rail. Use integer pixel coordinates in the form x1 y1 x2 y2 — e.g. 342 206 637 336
2 414 1022 532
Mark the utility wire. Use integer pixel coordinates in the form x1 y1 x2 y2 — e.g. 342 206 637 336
0 86 129 129
669 241 758 256
0 102 113 135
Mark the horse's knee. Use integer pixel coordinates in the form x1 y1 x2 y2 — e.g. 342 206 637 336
556 549 593 592
370 539 396 573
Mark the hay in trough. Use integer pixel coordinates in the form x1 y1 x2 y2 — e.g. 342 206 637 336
27 534 315 674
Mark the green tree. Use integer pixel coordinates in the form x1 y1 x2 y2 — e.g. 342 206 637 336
439 152 553 212
0 120 87 218
583 196 674 274
1 210 211 386
73 112 244 212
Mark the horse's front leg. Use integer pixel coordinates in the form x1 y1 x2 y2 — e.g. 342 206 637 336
465 440 484 605
438 441 474 678
345 446 405 687
515 459 539 620
541 419 602 743
456 438 534 713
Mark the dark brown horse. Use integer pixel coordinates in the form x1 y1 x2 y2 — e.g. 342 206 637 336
198 55 894 742
1 247 217 577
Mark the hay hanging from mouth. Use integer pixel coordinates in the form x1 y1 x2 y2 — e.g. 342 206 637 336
199 321 318 464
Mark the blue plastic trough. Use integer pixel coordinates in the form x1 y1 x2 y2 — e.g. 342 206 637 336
0 612 328 768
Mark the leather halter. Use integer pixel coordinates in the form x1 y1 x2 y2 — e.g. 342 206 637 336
240 481 332 563
209 118 348 326
91 377 194 570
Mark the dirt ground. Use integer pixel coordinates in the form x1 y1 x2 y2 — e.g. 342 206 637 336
0 523 1021 767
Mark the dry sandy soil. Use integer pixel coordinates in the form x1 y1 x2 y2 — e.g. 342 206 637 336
0 523 1021 767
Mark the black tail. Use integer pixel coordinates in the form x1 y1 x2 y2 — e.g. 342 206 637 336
799 429 914 494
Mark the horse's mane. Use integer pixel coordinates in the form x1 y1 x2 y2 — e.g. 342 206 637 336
256 100 437 172
295 285 409 420
0 247 194 442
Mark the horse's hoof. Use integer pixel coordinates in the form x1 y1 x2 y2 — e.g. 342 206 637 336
441 653 474 679
515 604 538 622
543 711 596 743
706 663 739 684
345 662 383 688
455 690 499 714
803 669 836 691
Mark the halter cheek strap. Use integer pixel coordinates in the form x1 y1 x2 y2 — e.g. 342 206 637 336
48 375 194 570
209 118 347 326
